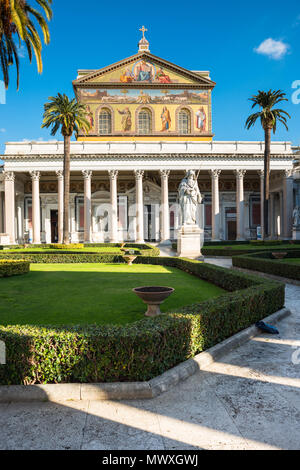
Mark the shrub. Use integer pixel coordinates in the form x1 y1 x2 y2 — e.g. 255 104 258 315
0 260 30 277
49 244 84 250
0 243 159 262
0 253 124 264
0 257 284 385
202 244 298 256
233 250 300 281
250 240 282 246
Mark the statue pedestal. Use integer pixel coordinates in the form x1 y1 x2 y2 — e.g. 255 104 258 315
0 234 10 246
293 226 300 240
177 225 203 259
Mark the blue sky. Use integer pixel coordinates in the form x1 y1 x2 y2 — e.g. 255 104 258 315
0 0 299 157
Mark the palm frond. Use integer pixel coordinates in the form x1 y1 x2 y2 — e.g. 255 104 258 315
0 0 52 88
245 89 290 133
42 93 92 138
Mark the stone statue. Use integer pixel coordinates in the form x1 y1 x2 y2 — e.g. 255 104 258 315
178 170 202 225
293 206 300 227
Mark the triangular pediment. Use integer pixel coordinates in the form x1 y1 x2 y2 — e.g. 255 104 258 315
73 52 215 88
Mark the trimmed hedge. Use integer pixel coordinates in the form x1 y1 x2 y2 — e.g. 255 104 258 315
0 242 160 262
0 253 124 264
232 250 300 281
172 240 298 255
202 245 300 256
0 260 30 277
249 240 284 246
0 257 284 385
49 243 84 250
85 242 160 257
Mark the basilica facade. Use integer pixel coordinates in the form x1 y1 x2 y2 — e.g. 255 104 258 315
0 33 297 245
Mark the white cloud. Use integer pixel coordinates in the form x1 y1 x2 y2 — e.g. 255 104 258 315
254 38 289 60
0 128 6 133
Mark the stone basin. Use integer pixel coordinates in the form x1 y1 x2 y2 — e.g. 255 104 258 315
133 286 175 317
272 252 288 259
122 255 137 265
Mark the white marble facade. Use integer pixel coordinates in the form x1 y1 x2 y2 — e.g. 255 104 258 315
0 140 297 244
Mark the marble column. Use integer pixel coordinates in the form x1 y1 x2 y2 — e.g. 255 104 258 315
108 170 119 243
160 170 170 242
209 169 221 241
269 192 275 239
279 191 284 237
283 169 294 239
69 201 76 241
134 170 144 243
16 198 24 243
56 170 64 244
235 169 246 241
258 170 264 237
30 171 41 244
82 170 92 243
0 192 4 233
4 172 15 243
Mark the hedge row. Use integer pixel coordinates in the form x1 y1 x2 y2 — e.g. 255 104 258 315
0 260 30 277
202 246 300 256
0 253 124 264
0 243 160 262
0 257 284 385
49 244 84 250
84 242 160 257
172 240 300 256
232 250 300 281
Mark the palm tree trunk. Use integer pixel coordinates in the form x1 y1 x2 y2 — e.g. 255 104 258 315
63 135 71 244
263 127 271 239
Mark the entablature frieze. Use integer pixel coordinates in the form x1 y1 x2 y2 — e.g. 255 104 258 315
2 153 294 162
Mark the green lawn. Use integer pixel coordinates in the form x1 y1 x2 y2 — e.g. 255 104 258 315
0 263 225 326
278 258 300 265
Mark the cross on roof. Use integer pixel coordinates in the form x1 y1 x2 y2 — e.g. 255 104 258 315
139 26 148 39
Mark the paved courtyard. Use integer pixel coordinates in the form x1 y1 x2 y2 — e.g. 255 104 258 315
0 258 299 450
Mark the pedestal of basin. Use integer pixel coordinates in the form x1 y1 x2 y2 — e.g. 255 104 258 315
133 286 175 317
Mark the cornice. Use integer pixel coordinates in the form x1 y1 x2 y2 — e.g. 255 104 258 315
1 153 295 162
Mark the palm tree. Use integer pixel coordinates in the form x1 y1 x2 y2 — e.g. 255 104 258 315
0 0 52 88
245 90 290 239
42 93 91 244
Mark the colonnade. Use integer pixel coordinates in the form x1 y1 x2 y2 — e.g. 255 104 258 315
1 168 294 243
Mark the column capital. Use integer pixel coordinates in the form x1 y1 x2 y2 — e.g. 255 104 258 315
82 170 93 180
56 170 63 180
108 170 119 180
30 171 40 181
209 169 221 179
3 171 15 182
258 169 264 179
134 169 144 181
235 169 246 179
160 169 170 180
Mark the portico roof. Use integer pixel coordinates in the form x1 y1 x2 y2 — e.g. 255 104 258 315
2 140 294 157
1 140 294 174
